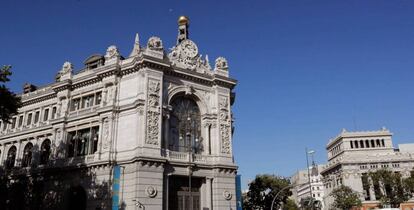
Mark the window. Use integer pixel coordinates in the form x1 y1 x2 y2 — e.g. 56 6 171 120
381 139 385 147
11 117 16 129
67 126 99 157
51 107 57 119
376 139 381 147
2 122 6 131
70 98 81 111
40 139 51 165
27 113 32 125
18 115 23 127
95 92 102 105
366 140 370 148
43 108 49 121
168 96 202 154
355 141 359 148
22 143 33 167
6 146 17 169
350 141 353 149
34 111 40 123
360 140 364 148
81 94 94 108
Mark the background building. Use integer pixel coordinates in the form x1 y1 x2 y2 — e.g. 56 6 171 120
291 164 325 209
321 128 414 209
0 16 238 210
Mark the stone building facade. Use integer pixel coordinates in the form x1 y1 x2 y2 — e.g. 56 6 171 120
320 128 414 209
291 164 325 209
0 16 237 210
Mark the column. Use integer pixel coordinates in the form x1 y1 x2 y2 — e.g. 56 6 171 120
15 140 22 167
206 177 212 210
368 177 376 201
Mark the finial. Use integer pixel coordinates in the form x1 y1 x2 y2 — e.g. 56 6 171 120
135 33 140 44
178 16 189 26
130 33 141 57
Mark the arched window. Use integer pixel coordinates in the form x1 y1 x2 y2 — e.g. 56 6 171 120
371 140 375 148
354 140 359 148
365 140 370 148
169 96 202 154
40 139 51 165
6 146 17 169
360 140 364 148
22 142 33 167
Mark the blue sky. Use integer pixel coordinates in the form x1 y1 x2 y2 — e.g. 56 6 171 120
1 0 414 189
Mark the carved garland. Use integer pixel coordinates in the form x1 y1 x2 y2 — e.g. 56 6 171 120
146 80 161 145
219 96 231 154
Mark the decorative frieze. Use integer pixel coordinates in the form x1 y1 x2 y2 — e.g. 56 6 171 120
146 80 161 145
219 96 231 154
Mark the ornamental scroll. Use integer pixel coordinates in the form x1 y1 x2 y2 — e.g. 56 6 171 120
219 96 231 154
146 80 161 145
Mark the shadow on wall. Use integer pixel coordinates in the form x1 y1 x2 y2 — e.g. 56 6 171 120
0 140 112 210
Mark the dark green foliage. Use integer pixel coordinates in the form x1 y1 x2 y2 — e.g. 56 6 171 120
331 185 362 210
243 174 291 210
0 65 21 122
369 169 412 208
283 198 299 210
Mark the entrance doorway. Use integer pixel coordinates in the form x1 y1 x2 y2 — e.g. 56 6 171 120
169 176 203 210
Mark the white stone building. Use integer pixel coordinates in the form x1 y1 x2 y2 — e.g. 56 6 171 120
0 16 237 210
291 164 325 209
321 128 414 209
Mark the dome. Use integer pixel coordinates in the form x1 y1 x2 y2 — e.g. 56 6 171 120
178 16 189 25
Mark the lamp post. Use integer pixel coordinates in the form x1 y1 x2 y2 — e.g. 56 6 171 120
270 183 301 210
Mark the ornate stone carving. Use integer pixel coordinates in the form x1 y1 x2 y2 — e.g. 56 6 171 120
219 97 229 109
215 57 228 70
149 80 160 94
145 186 158 198
61 62 73 74
56 128 63 141
147 37 163 51
147 111 160 145
103 118 110 150
146 80 161 145
105 45 120 60
219 96 231 154
223 190 232 200
56 61 73 81
220 124 231 154
168 39 212 73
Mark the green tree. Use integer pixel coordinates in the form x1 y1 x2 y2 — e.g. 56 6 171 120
369 169 412 208
0 65 21 122
331 185 362 210
243 174 291 210
283 198 299 210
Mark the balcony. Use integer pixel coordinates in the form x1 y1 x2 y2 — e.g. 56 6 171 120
164 150 211 164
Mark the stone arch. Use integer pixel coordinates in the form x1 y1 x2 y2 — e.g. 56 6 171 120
168 86 209 115
6 145 17 169
21 142 33 167
40 139 51 165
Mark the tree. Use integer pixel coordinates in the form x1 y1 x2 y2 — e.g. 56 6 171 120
331 185 362 210
243 174 291 210
0 65 21 122
283 198 299 210
369 169 412 208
